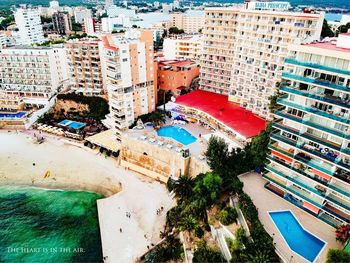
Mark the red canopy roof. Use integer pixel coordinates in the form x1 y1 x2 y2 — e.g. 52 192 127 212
175 90 267 138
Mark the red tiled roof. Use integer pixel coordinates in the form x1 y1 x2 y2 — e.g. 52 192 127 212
101 35 118 51
175 90 267 138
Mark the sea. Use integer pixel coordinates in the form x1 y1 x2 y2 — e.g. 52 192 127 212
0 186 103 263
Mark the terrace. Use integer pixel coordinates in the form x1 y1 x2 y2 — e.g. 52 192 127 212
240 172 342 263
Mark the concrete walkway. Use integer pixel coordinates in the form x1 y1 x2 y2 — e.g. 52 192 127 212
240 172 342 263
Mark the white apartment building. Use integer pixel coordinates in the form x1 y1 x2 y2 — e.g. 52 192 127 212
106 6 136 18
101 30 156 141
65 39 105 96
163 34 202 61
74 7 92 23
14 8 45 45
101 16 131 32
200 7 324 120
0 46 68 102
170 12 205 33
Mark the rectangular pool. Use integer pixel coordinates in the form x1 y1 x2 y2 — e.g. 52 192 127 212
269 210 326 262
0 112 26 119
59 119 86 130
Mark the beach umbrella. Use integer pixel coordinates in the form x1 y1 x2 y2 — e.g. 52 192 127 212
159 137 164 141
177 143 183 148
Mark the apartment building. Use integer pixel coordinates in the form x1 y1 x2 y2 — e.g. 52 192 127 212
0 46 68 101
200 7 324 120
264 34 350 227
163 34 202 61
14 7 45 45
157 60 200 96
65 39 105 96
52 12 72 35
101 30 156 141
74 7 92 24
170 12 205 33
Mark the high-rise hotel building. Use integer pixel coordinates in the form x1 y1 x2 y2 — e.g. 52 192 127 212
14 7 46 45
65 39 105 96
200 6 324 119
265 34 350 227
101 30 156 141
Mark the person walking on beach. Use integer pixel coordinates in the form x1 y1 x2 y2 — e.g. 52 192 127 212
120 228 122 233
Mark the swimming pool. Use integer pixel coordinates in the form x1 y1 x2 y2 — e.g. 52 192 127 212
59 119 86 130
0 112 26 119
157 126 196 145
269 210 326 262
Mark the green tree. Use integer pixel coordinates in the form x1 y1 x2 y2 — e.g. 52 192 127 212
72 22 82 32
321 19 335 38
338 22 350 35
168 26 184 34
193 241 225 262
0 15 14 30
205 136 230 173
173 175 195 201
149 111 166 126
193 173 222 208
326 249 350 263
217 207 238 225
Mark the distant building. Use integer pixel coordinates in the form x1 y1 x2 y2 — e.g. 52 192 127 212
170 12 204 33
264 34 350 227
162 4 173 14
65 39 105 96
74 7 92 24
157 60 200 97
49 0 59 9
105 0 114 9
163 34 202 61
101 30 156 141
14 7 45 45
52 12 72 35
106 6 136 18
101 16 131 32
83 17 98 34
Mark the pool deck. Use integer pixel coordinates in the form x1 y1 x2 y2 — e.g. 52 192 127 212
240 172 342 263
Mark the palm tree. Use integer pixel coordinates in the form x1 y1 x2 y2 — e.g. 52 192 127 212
149 111 166 126
173 175 194 201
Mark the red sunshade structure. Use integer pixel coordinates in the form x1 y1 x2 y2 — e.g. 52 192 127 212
175 90 267 138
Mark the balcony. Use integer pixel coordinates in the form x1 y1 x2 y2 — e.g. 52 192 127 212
282 72 350 93
294 152 335 176
284 58 350 76
277 98 350 125
279 86 350 109
323 203 350 223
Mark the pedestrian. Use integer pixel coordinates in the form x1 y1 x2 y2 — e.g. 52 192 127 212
120 228 122 233
161 206 164 211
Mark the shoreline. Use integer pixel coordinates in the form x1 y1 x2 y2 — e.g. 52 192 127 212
0 131 121 197
0 130 174 262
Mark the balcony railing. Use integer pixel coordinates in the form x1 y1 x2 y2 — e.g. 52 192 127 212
279 86 350 109
284 58 350 76
282 72 350 93
277 98 350 125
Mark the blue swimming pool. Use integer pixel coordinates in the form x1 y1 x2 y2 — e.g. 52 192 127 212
157 126 196 145
269 210 326 262
59 119 86 130
0 112 26 119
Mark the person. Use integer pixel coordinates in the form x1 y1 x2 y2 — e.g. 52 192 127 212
120 228 122 233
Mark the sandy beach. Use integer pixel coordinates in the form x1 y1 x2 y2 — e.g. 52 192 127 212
0 131 174 263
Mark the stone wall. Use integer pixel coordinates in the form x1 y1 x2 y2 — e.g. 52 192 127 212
120 135 210 183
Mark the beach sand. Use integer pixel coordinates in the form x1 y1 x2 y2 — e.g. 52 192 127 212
0 131 174 263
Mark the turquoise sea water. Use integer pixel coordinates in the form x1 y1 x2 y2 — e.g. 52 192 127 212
0 186 103 263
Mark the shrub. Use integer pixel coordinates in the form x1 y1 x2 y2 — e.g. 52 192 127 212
336 224 350 243
218 207 238 225
193 241 225 262
326 249 350 263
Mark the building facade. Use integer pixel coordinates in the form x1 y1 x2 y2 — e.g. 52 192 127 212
74 7 92 24
163 34 202 61
65 39 105 95
14 7 45 45
264 35 350 227
157 60 200 97
200 7 324 120
101 30 156 141
52 12 72 35
0 46 68 101
170 12 205 34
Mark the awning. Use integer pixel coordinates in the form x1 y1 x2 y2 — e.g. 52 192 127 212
271 150 293 163
312 168 331 181
303 201 320 214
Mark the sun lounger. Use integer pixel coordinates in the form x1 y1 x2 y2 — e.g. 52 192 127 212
167 144 173 149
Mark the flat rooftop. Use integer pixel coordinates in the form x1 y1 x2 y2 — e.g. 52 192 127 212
304 41 350 52
175 90 267 138
158 60 197 67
